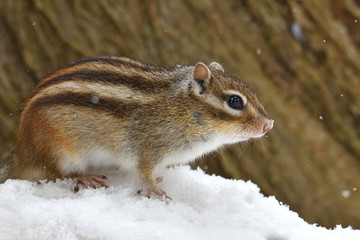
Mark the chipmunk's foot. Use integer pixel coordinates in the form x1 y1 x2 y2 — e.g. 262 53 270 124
73 175 109 192
141 176 171 200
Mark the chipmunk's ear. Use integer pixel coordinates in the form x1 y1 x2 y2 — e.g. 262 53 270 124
209 62 224 72
192 62 211 95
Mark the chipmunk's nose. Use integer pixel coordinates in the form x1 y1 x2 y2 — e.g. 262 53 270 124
262 119 274 134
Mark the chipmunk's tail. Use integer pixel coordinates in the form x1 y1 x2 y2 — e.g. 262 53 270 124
0 148 14 183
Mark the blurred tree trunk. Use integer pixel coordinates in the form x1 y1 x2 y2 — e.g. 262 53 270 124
1 0 360 228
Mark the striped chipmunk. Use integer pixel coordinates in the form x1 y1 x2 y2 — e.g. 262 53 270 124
0 56 273 198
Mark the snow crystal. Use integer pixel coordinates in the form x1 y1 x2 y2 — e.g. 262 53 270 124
290 22 304 42
91 96 99 104
323 40 326 43
342 190 351 198
353 187 357 191
0 166 359 240
319 116 324 120
32 22 36 26
355 20 358 23
257 48 262 55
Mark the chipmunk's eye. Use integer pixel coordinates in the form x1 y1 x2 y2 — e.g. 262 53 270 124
228 95 244 110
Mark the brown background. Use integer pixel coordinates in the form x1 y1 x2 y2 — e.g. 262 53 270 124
0 0 359 228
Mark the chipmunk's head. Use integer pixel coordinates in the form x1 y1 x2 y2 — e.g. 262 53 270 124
191 62 273 144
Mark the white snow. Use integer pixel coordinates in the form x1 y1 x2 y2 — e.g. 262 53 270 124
290 22 304 42
342 190 351 198
0 166 359 240
91 96 99 104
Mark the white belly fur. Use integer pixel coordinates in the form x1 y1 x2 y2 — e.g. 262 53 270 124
58 148 137 175
59 135 228 176
156 135 227 172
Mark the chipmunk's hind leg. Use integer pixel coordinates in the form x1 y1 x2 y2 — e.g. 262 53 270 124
59 150 111 192
72 174 109 192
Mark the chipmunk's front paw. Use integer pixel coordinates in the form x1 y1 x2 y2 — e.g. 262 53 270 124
73 175 109 192
141 177 172 200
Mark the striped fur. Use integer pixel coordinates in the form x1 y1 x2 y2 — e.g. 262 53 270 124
1 56 273 191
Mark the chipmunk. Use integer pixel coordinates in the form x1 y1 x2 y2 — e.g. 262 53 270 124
0 56 273 198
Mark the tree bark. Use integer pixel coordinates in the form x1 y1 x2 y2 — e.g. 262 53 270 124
0 0 359 228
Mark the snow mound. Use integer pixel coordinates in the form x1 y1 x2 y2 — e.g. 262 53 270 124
0 166 358 240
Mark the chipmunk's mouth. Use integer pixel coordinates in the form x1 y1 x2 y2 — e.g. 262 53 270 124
228 118 274 143
249 118 274 139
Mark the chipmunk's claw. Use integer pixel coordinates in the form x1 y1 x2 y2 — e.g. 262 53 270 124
145 185 172 200
142 177 171 200
73 175 109 192
155 176 163 184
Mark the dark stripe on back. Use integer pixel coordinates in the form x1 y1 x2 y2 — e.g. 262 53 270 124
42 56 173 80
31 92 137 119
36 70 171 93
71 57 176 72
